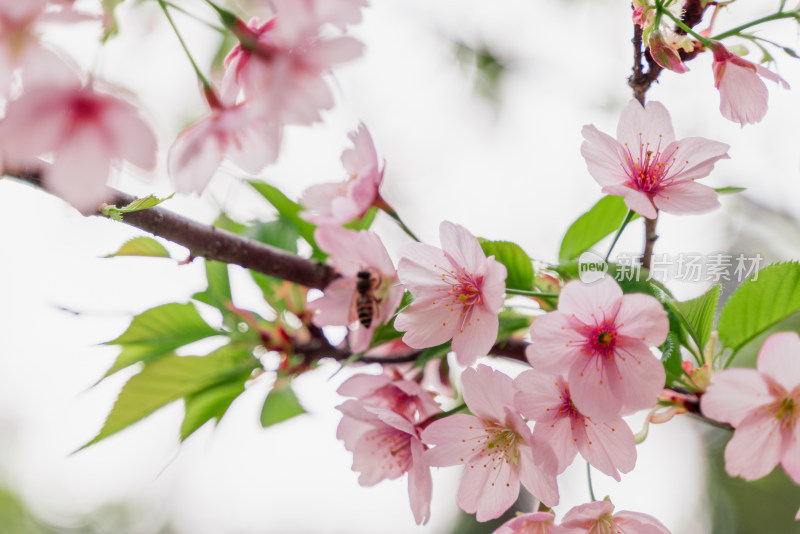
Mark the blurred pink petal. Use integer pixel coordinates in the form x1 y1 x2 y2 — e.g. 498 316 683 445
558 501 670 534
493 512 556 534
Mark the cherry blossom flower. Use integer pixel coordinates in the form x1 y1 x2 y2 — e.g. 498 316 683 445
493 511 557 534
581 99 730 219
711 42 790 126
422 365 559 522
300 124 383 225
167 99 281 195
336 372 441 422
526 275 668 422
221 12 363 125
395 221 507 366
0 76 156 213
557 501 670 534
336 400 433 524
701 332 800 483
514 371 636 481
308 225 403 353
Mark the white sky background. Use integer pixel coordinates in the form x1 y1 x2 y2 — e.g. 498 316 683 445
0 0 798 532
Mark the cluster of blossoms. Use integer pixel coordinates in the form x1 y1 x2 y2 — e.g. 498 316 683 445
633 0 789 126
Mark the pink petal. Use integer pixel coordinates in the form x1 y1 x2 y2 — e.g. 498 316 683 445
613 186 658 219
613 511 671 533
569 359 623 422
580 125 628 187
309 278 356 326
458 454 520 522
527 312 583 374
724 411 784 480
462 365 513 421
395 296 457 349
224 117 281 174
450 305 498 366
422 414 485 465
494 512 557 534
514 370 562 420
579 416 637 481
47 126 113 214
701 368 770 426
717 62 769 125
615 293 669 346
101 100 157 171
616 99 676 147
518 444 560 508
614 339 665 415
352 427 407 485
304 36 364 68
337 374 391 398
755 64 790 89
482 258 508 312
662 137 730 183
781 421 800 485
559 276 623 325
757 332 800 393
408 438 432 525
652 181 720 215
532 415 577 473
439 221 487 274
341 123 378 177
397 242 452 290
167 119 223 195
560 500 615 526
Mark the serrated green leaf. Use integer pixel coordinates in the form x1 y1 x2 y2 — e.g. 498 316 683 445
104 303 221 376
661 331 684 385
100 194 174 221
180 377 248 441
718 262 800 353
478 239 534 291
412 341 451 369
249 181 324 259
714 186 746 195
559 196 641 263
670 285 720 352
86 345 258 448
104 236 171 259
260 382 306 427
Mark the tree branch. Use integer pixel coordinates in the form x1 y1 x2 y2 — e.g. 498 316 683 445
4 168 338 290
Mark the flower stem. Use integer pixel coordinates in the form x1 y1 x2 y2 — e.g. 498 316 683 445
658 7 713 47
156 0 214 90
505 288 559 298
161 1 225 33
586 462 597 502
712 10 800 41
605 209 635 262
374 197 422 242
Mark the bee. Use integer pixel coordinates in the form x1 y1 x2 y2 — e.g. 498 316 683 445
355 270 383 328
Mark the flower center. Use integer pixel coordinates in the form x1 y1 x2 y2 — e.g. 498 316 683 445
439 265 483 308
622 134 685 193
483 424 519 465
587 324 618 358
776 397 797 428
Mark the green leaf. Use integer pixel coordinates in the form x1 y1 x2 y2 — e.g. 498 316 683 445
105 303 221 376
412 341 451 369
180 377 248 441
100 194 174 221
496 311 532 339
104 236 171 259
478 239 534 291
245 217 300 254
193 260 232 314
714 186 746 195
718 262 800 353
344 206 379 231
559 196 640 263
249 181 323 259
661 331 684 385
86 345 258 448
367 291 415 349
669 285 720 352
260 382 306 427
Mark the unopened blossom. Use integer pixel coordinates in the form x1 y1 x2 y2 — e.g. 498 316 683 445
581 99 730 219
493 511 557 534
301 124 383 225
711 42 790 126
336 400 433 524
167 98 281 195
395 221 507 366
308 226 403 353
514 371 636 481
558 500 670 534
0 76 156 213
527 275 668 422
422 365 559 522
647 30 692 74
221 12 363 125
701 332 800 483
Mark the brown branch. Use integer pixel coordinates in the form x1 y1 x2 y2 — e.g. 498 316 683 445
5 168 338 290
